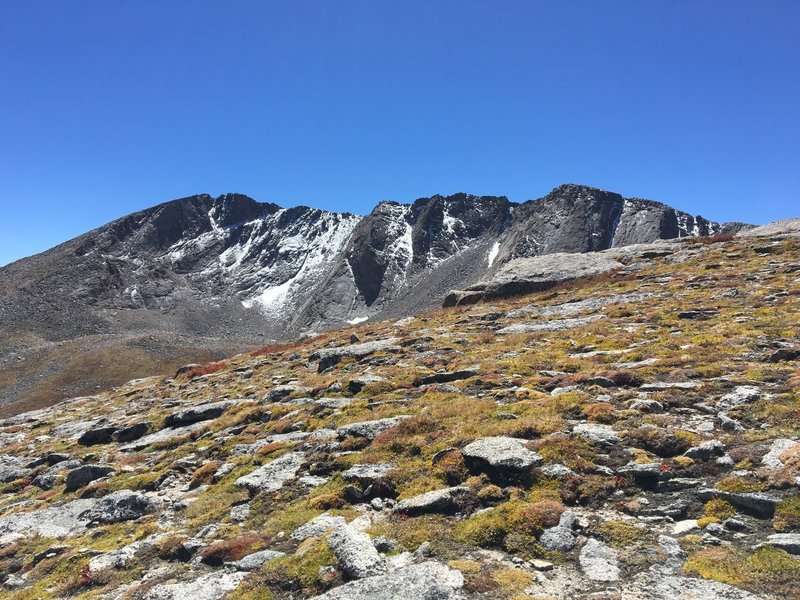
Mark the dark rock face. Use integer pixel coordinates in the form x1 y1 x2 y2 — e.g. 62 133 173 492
0 184 738 413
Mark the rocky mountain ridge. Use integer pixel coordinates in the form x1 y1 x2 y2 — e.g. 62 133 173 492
0 228 798 599
0 184 749 413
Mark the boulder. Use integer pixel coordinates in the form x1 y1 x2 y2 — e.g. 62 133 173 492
573 423 621 445
461 436 543 474
395 486 477 516
328 525 386 579
234 452 305 494
78 424 118 446
64 464 115 492
79 490 161 524
683 439 726 460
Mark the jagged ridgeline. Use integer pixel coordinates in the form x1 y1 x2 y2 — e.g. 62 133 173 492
0 184 748 413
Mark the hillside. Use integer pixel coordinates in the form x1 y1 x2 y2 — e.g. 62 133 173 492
0 184 747 414
0 226 798 599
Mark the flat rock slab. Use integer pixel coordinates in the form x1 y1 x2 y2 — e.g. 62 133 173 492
761 438 799 469
343 464 396 486
235 451 305 494
572 423 621 445
141 571 248 600
624 571 762 599
337 416 410 440
310 560 464 600
756 534 800 555
119 422 208 452
579 538 620 581
80 490 161 524
395 486 477 516
497 314 605 335
313 338 400 372
0 498 96 538
163 400 238 428
415 367 479 386
738 218 800 238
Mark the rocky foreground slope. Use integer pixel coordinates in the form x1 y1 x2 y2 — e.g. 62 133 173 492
0 184 747 414
1 229 798 599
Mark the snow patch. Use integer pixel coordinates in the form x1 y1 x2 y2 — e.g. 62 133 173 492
487 241 500 268
347 316 369 325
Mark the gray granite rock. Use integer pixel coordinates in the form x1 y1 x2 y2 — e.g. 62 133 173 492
328 525 386 579
579 538 620 581
395 486 477 516
79 490 161 524
310 560 464 599
461 436 543 472
234 549 285 570
234 451 305 494
337 416 410 440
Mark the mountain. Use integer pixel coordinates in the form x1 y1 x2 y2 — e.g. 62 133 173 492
0 228 798 599
0 184 749 414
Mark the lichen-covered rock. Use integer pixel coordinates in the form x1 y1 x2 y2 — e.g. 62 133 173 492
0 498 96 538
716 386 762 411
696 488 781 518
310 560 464 599
337 416 410 440
141 571 248 600
234 451 305 494
313 338 400 372
234 549 285 570
291 512 348 541
579 538 620 581
573 423 621 445
79 490 160 524
395 486 477 516
342 463 396 486
328 525 386 579
461 436 543 472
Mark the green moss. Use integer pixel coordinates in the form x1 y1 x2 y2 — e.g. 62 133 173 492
596 520 648 548
774 495 800 532
715 476 768 493
704 498 737 520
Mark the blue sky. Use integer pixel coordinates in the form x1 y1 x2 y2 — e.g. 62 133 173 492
1 1 798 266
